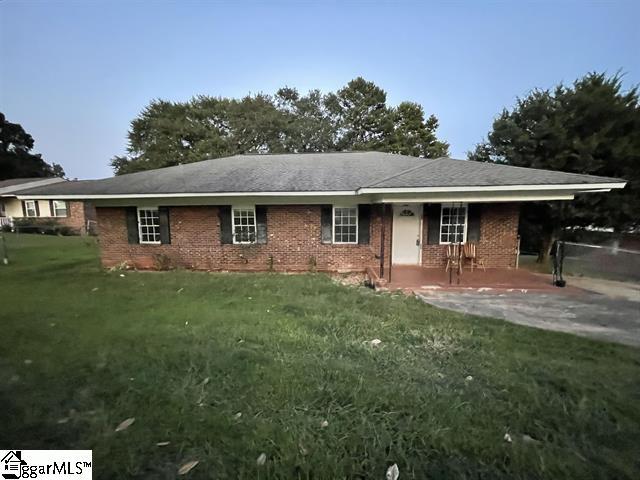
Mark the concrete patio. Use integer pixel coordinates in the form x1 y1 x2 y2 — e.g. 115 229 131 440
384 265 560 291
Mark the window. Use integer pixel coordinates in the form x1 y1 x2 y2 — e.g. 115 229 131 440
333 206 358 244
232 207 256 244
440 204 467 244
25 200 38 217
52 200 68 217
137 208 161 244
0 202 5 217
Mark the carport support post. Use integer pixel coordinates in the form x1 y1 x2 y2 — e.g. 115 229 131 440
1 234 8 265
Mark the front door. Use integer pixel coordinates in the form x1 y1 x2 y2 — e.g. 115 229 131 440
392 204 422 265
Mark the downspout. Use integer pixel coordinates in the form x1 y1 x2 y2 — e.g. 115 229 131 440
388 204 393 283
379 204 385 279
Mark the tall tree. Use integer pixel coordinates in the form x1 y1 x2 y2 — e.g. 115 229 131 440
0 112 65 180
469 73 640 260
324 77 392 151
111 78 449 175
387 102 449 158
275 87 336 152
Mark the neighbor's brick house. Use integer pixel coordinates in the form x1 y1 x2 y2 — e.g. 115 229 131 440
17 152 624 280
0 177 96 235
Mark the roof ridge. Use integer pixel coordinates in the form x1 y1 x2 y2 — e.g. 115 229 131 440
363 156 444 188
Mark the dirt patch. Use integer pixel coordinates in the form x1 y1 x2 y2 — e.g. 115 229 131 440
331 273 367 287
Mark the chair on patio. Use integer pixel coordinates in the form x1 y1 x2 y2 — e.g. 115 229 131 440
445 243 463 274
463 243 486 272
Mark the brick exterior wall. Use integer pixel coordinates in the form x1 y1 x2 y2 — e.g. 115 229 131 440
55 201 95 235
96 203 519 272
421 203 520 268
97 205 393 273
14 201 95 235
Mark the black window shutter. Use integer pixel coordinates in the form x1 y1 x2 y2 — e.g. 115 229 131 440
467 204 482 243
425 204 441 245
219 205 233 244
158 207 171 244
255 206 267 244
125 207 139 244
320 205 332 244
21 201 27 217
357 204 371 244
34 201 40 217
65 201 70 217
49 200 54 217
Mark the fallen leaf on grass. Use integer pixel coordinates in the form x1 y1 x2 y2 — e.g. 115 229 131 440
115 417 135 432
465 375 473 381
320 420 329 428
57 417 70 424
504 433 512 443
177 288 184 293
24 359 32 365
298 442 308 456
156 441 170 447
233 412 242 420
177 460 199 475
91 287 99 292
522 434 540 444
369 339 382 347
119 274 125 278
386 463 399 480
256 453 267 466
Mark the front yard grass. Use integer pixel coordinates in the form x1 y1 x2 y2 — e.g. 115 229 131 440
1 233 639 479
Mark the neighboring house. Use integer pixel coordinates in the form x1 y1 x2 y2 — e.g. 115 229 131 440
16 152 626 277
0 177 96 235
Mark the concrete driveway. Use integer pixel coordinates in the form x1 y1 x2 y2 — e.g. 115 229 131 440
416 285 640 347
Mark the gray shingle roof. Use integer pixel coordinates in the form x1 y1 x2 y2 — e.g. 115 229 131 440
0 177 66 195
17 152 624 197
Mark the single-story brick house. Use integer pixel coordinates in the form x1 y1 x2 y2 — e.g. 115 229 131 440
0 177 96 235
16 152 625 278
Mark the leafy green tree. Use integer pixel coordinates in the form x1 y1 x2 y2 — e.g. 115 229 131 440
275 87 336 152
325 77 393 151
0 112 65 180
111 78 449 174
387 102 449 158
469 73 640 260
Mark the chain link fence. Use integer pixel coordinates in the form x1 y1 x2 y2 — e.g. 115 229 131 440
562 241 640 283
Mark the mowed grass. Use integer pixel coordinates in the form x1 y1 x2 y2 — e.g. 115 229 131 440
1 234 639 479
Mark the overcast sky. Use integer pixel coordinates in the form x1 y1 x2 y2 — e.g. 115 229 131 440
1 0 638 179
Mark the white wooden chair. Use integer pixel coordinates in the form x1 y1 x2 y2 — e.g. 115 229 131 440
463 243 486 272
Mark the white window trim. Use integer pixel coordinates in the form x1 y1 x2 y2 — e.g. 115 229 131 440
332 205 359 245
137 207 161 245
232 206 257 244
52 200 68 218
439 203 468 245
25 200 38 217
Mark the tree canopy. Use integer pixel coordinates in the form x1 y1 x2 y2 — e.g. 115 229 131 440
0 113 65 180
469 73 640 258
111 77 449 175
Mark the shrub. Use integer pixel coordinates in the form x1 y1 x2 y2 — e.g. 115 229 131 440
152 253 172 271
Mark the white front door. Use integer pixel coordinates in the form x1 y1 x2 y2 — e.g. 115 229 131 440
391 204 422 265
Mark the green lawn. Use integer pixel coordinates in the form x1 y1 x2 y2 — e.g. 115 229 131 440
1 234 639 479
